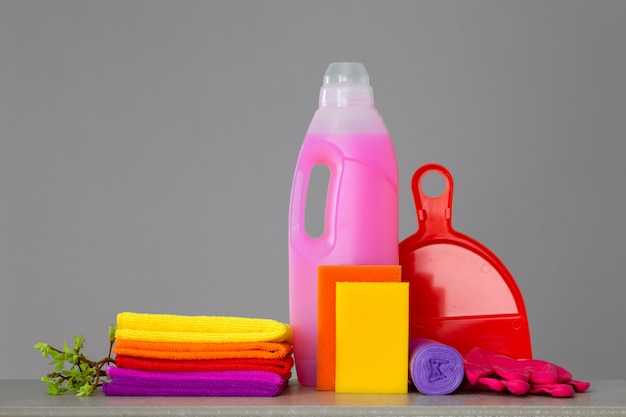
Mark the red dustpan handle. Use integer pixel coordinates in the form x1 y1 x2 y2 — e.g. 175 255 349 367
410 163 519 276
409 162 518 277
412 163 455 238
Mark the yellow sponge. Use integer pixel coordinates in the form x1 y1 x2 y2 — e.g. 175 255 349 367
317 265 401 391
335 281 409 394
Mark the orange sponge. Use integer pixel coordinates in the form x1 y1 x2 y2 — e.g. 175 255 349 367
317 265 401 391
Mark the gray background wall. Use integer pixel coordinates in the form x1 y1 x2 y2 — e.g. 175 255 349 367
1 1 625 381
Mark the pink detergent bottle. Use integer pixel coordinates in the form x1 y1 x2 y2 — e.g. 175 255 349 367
288 62 399 386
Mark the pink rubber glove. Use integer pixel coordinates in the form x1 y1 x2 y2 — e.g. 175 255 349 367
463 347 590 397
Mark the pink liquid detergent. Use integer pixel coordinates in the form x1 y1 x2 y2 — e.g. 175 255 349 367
288 63 399 386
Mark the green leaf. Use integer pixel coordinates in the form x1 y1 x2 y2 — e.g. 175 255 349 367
49 349 63 362
108 325 117 343
73 335 85 351
76 383 94 397
33 342 48 353
67 352 78 365
54 360 65 372
46 385 60 395
41 376 60 396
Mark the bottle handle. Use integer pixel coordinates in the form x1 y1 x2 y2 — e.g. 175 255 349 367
289 141 343 259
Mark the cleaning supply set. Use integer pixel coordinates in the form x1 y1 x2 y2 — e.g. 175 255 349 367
63 62 588 399
103 313 293 397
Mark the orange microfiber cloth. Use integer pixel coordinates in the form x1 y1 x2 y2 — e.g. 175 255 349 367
317 265 401 391
113 339 292 361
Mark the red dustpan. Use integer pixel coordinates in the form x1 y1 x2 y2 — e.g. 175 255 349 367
400 163 532 359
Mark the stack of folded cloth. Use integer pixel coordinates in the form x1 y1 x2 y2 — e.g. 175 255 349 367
103 312 294 397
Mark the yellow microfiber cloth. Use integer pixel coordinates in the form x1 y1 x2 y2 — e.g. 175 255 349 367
317 265 401 391
335 282 409 394
115 312 292 344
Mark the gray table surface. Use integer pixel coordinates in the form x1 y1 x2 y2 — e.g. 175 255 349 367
1 379 624 417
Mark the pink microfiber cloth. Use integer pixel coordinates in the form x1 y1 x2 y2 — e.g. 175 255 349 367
102 366 290 397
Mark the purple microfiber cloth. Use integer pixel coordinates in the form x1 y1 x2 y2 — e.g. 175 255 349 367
409 338 464 395
102 366 290 397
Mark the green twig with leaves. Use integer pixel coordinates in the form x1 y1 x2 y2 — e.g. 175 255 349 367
33 325 117 396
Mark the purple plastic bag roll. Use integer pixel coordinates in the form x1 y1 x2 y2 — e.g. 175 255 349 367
409 338 464 395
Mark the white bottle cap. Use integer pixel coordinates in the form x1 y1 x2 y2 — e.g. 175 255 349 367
319 62 374 108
